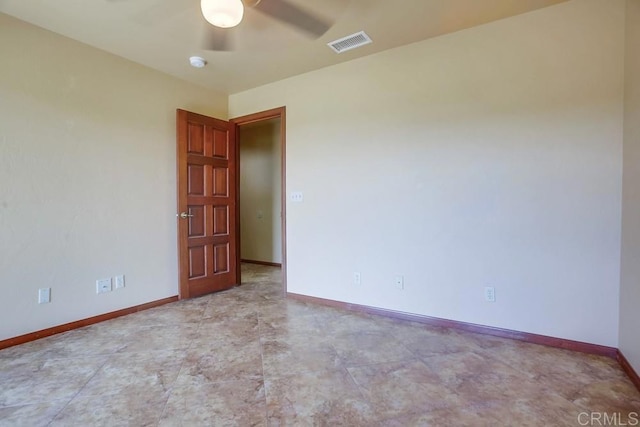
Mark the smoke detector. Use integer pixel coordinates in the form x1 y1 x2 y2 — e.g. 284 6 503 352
189 56 207 68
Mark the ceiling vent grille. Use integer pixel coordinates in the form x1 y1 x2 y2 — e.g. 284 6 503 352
327 31 372 54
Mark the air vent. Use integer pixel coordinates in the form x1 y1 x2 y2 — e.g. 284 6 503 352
327 31 372 54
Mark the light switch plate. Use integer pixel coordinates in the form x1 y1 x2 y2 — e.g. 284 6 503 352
38 288 51 304
290 192 304 202
114 275 125 290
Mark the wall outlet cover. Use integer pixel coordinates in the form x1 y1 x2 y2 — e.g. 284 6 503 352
96 278 112 294
395 275 404 290
484 286 496 302
38 288 51 304
114 275 125 289
290 192 304 202
354 272 361 285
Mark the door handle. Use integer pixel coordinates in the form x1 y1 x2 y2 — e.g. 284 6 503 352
178 212 194 219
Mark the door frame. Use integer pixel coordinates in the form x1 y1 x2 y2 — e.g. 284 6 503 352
231 106 287 293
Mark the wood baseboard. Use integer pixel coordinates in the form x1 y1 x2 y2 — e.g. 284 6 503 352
241 259 282 267
618 350 640 392
287 292 619 359
0 296 179 351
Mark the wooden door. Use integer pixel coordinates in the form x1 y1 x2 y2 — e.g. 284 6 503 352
177 109 238 299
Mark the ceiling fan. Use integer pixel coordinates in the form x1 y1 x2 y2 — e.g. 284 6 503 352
106 0 334 51
200 0 333 51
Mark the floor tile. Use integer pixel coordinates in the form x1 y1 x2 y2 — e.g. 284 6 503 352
0 357 107 407
0 325 125 362
265 368 373 426
77 349 186 398
331 330 415 366
194 314 260 348
348 359 458 417
0 401 67 427
160 377 267 426
182 341 263 383
371 406 502 427
117 324 200 353
50 389 168 427
401 328 484 357
570 379 640 418
261 340 343 378
1 264 639 426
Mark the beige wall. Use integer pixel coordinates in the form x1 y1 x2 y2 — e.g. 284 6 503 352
0 13 227 340
239 120 282 264
1 0 632 352
230 0 625 346
620 0 640 373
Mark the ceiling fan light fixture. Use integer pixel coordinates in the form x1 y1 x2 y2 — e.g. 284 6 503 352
201 0 244 28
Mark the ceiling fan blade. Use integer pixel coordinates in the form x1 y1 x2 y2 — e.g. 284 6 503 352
253 0 332 38
131 0 195 26
202 24 234 51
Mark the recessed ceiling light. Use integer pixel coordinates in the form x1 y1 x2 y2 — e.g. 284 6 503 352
189 56 207 68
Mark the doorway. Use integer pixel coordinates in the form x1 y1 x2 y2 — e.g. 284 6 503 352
238 118 282 267
232 107 287 293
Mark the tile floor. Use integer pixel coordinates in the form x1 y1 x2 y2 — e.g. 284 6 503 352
0 264 638 426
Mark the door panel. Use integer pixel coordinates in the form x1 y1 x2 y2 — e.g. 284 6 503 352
187 165 205 195
213 167 228 196
177 109 237 298
188 246 207 278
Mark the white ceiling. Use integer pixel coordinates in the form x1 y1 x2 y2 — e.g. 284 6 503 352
0 0 567 94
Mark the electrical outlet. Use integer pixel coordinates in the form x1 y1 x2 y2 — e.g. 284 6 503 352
484 286 496 302
395 275 404 290
354 272 361 285
290 192 304 202
114 275 125 290
96 278 112 294
38 288 51 304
